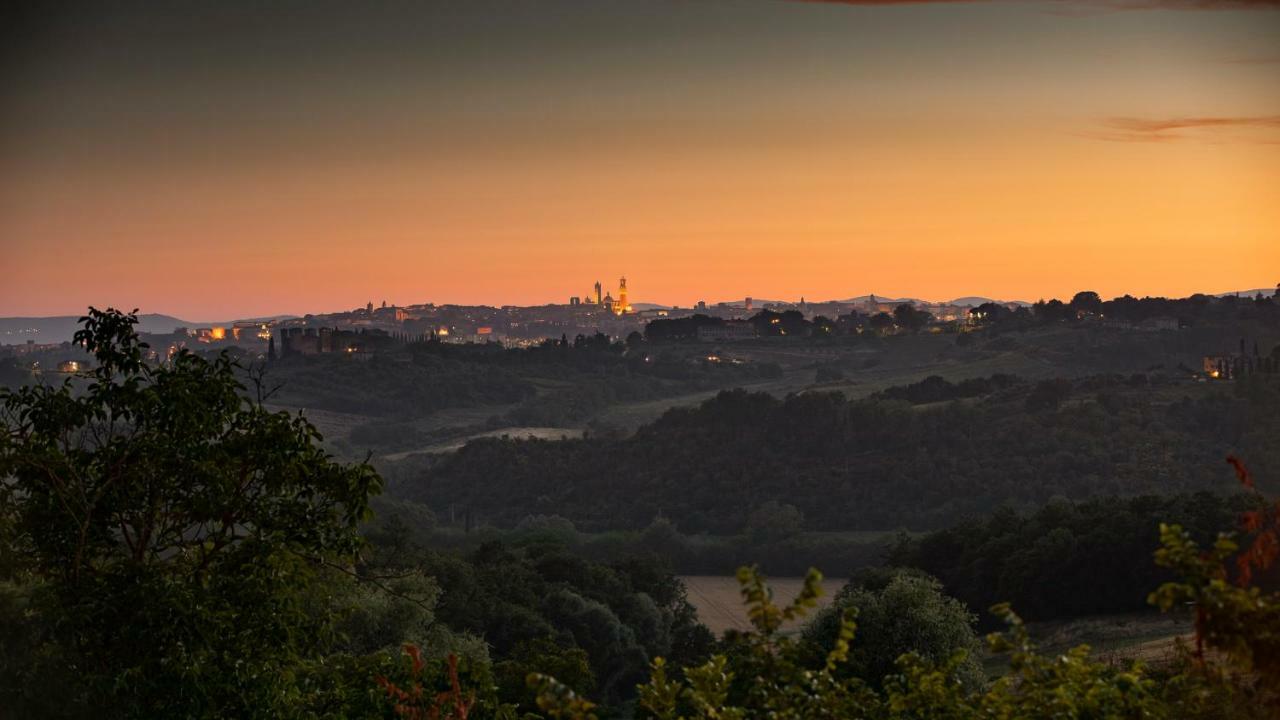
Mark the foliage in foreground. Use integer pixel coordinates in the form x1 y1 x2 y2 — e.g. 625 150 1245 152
889 491 1266 624
800 567 985 689
0 309 442 717
522 456 1280 719
521 561 1272 720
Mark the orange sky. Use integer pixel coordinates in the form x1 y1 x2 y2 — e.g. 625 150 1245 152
2 1 1278 319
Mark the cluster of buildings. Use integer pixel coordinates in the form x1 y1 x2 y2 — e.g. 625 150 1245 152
182 322 273 343
266 276 649 351
1202 339 1280 380
569 277 632 316
139 282 1009 359
277 326 397 358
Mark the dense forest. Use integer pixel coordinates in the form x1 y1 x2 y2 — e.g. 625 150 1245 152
889 492 1270 623
360 520 715 709
393 373 1280 532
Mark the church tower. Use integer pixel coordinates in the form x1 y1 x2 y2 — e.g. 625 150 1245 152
616 276 628 315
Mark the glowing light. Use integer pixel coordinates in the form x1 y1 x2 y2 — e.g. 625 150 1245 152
210 327 226 340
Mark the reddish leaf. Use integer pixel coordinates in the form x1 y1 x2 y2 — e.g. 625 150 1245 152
1227 455 1254 489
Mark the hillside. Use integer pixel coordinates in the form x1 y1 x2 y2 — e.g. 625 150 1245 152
389 373 1280 534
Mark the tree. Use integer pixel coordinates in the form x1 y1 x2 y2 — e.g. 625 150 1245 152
534 566 1180 719
0 308 381 716
801 568 984 688
494 637 596 710
893 304 932 333
968 302 1008 325
1069 291 1103 316
745 500 805 541
869 312 896 333
1149 456 1280 699
1033 298 1073 323
1025 378 1071 411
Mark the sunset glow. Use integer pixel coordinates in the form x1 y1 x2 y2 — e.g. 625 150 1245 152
2 1 1277 319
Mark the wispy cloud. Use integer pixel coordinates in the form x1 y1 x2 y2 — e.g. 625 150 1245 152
1087 115 1280 142
787 0 1280 9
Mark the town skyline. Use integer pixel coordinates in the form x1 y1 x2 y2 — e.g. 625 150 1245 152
3 280 1279 327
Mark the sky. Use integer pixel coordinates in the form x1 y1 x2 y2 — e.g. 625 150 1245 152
1 0 1278 319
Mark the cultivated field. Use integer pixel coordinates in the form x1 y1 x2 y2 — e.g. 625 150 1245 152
381 426 584 459
680 575 844 635
985 612 1194 675
681 574 1194 673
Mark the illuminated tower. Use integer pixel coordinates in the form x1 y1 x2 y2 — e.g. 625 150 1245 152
617 276 628 315
594 281 602 306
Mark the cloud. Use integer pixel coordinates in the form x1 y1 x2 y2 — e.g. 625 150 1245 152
787 0 1280 9
1088 115 1280 142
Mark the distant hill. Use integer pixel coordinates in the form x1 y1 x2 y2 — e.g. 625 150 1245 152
714 299 788 307
642 295 1035 309
837 294 908 304
0 313 296 345
946 296 1032 308
947 296 998 307
1 314 182 345
1215 288 1278 299
837 295 1030 308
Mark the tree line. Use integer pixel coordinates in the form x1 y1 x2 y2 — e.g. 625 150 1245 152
402 374 1280 533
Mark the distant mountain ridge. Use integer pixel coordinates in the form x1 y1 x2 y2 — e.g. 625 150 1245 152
1215 288 1278 299
833 295 1031 308
0 314 295 345
5 288 1272 345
